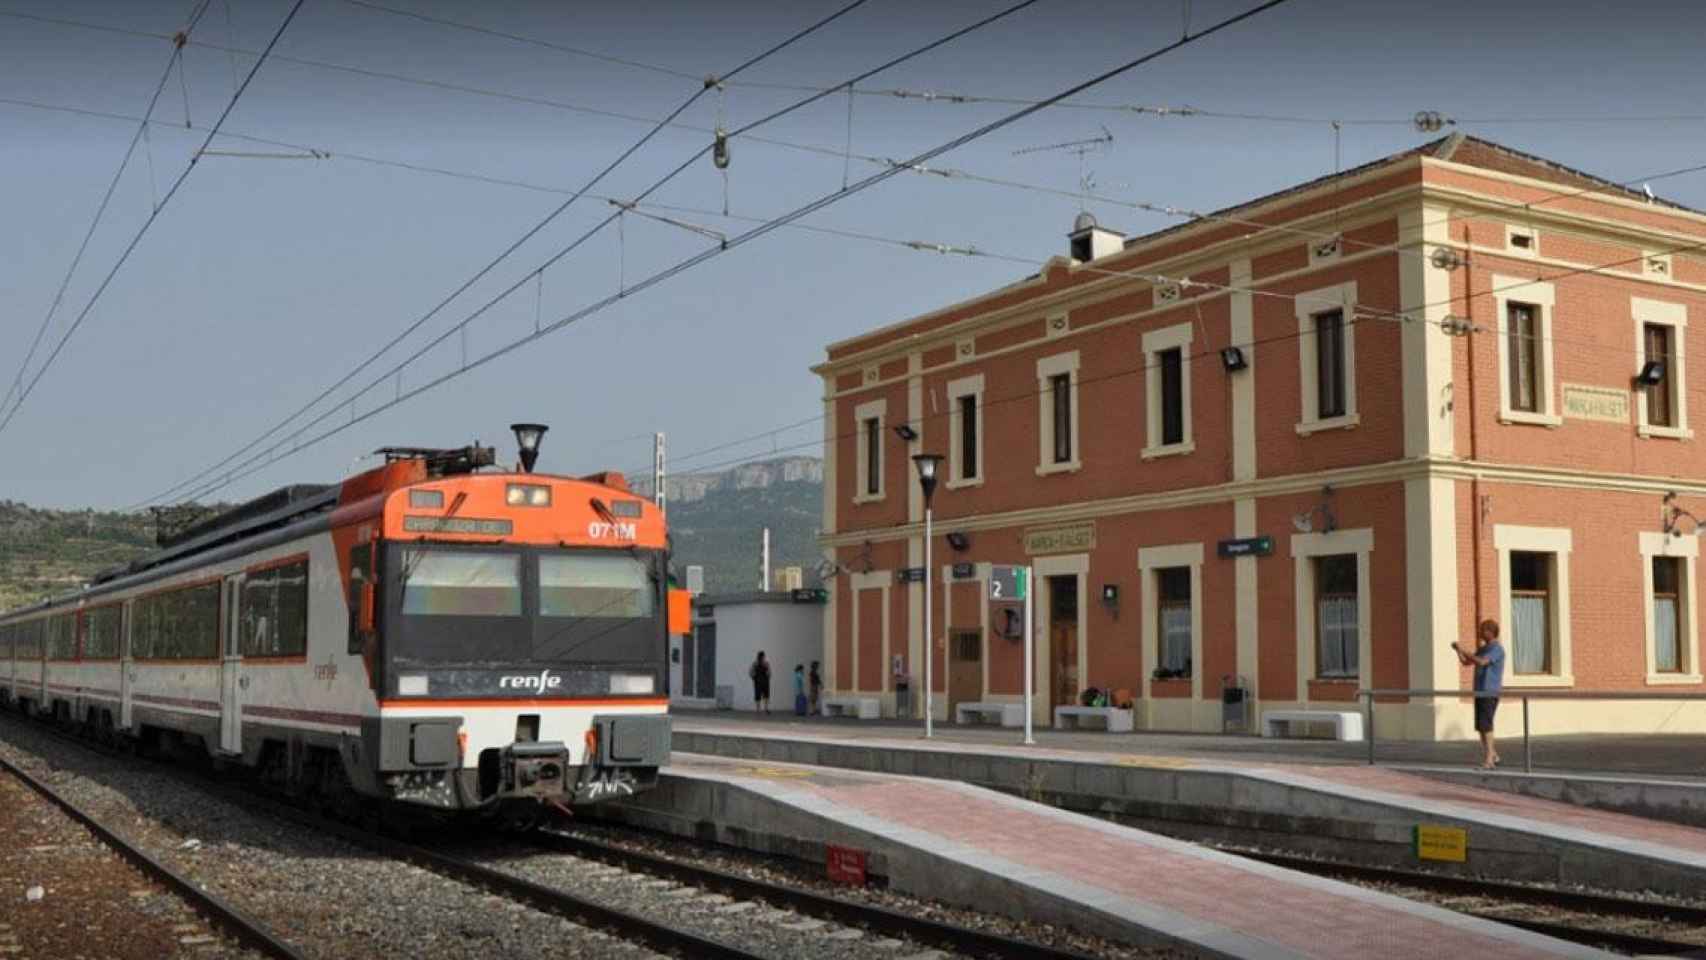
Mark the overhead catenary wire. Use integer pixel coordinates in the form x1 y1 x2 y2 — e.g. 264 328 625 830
130 0 1050 511
130 0 880 510
0 1 214 425
131 0 1298 510
0 0 306 438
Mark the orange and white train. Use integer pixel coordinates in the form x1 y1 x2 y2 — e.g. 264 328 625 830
0 438 684 813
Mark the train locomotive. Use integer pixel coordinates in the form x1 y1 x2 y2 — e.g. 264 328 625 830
0 428 685 814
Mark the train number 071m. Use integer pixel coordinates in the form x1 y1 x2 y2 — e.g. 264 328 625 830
587 521 638 541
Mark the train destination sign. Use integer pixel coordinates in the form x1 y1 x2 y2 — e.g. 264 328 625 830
1217 536 1274 558
402 516 514 535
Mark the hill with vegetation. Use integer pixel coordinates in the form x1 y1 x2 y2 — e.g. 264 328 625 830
0 502 159 611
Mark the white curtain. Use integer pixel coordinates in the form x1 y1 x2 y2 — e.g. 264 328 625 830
1655 597 1680 673
1160 604 1191 673
1318 596 1358 678
1512 595 1548 674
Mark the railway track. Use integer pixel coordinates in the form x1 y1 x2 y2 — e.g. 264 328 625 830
1238 849 1706 956
0 748 306 960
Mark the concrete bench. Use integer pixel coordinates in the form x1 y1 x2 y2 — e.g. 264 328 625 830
955 702 1024 727
1053 705 1134 732
1262 709 1364 742
821 696 880 720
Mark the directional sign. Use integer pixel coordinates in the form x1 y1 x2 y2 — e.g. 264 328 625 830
895 567 926 584
989 565 1028 602
1217 536 1274 558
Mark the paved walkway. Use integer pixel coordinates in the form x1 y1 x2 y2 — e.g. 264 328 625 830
673 753 1605 959
678 708 1706 779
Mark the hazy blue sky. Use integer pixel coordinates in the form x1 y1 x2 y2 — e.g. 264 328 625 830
3 0 1704 509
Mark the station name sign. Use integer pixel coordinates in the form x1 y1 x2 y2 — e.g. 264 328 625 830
402 516 514 535
895 567 926 584
1024 522 1095 556
1217 536 1274 558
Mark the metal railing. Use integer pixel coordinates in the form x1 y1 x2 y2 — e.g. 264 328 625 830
1356 688 1706 772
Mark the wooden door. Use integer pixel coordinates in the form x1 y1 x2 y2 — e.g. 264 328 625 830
948 629 982 712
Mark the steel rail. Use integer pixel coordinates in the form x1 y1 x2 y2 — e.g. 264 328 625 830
0 712 766 960
537 828 1103 960
0 749 308 960
1240 849 1706 954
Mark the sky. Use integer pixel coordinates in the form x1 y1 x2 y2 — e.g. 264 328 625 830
3 0 1705 510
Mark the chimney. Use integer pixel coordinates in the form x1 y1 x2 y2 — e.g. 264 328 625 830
1067 211 1123 262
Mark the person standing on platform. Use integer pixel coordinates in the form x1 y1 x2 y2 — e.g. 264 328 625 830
1452 619 1505 769
749 651 771 714
793 664 807 716
808 661 823 715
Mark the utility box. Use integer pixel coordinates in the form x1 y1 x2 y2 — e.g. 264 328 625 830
1221 674 1250 734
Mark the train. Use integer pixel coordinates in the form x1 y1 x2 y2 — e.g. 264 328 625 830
0 430 684 816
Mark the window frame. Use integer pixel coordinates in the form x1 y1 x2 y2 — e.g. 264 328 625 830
1634 297 1690 439
1492 275 1561 426
1313 554 1360 680
1138 543 1204 700
239 554 311 660
852 397 887 503
1493 524 1573 686
1141 322 1194 459
1294 281 1360 434
1035 351 1081 475
1290 528 1373 693
945 373 984 490
1640 531 1701 685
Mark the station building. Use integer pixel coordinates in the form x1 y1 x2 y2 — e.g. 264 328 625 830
812 134 1706 740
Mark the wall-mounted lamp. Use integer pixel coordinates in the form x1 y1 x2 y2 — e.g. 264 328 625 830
893 424 919 442
1636 360 1666 387
1291 485 1337 534
945 531 970 552
1663 491 1704 538
1220 346 1248 372
1100 583 1120 617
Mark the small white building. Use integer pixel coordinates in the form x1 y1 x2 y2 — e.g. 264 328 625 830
671 590 826 712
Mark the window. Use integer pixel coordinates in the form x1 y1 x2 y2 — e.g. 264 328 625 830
241 559 309 658
83 606 122 660
1156 567 1191 677
1159 349 1184 445
853 398 886 501
1507 302 1541 414
1051 373 1072 463
1654 556 1682 674
1509 551 1551 674
133 583 220 660
348 542 372 655
1645 323 1674 428
947 374 983 487
1142 323 1193 457
951 629 981 662
539 554 654 618
400 550 522 617
1506 224 1538 256
1315 555 1358 678
1315 311 1347 419
45 615 75 661
16 620 42 659
1036 352 1080 473
959 396 979 479
1493 277 1558 425
1295 281 1358 433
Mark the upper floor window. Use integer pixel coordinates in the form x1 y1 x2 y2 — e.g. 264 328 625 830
946 374 984 488
1295 281 1359 434
1142 322 1193 458
1035 352 1081 475
1493 276 1559 426
1635 297 1689 439
853 398 887 503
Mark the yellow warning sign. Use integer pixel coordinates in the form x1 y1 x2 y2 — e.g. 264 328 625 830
733 766 815 780
1414 824 1468 862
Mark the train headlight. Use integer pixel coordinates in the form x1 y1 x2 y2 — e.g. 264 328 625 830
506 483 551 506
398 674 429 695
609 673 655 695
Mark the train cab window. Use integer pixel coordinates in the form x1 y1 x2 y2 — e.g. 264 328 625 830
539 554 654 619
349 543 372 655
400 550 521 617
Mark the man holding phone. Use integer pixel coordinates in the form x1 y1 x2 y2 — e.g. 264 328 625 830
1451 619 1505 769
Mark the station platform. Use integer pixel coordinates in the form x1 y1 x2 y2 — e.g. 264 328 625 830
605 752 1603 959
668 714 1706 899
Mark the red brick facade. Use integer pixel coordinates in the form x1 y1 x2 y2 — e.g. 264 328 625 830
816 135 1706 739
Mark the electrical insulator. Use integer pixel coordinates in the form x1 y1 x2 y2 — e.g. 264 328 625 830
1413 110 1452 133
712 128 730 170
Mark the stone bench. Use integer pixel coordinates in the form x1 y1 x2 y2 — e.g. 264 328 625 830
1261 709 1364 742
1053 705 1134 732
821 696 880 720
954 702 1024 727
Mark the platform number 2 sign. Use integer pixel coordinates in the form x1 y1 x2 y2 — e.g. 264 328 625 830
989 565 1027 601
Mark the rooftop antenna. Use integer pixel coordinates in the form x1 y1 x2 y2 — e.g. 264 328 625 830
1013 126 1114 212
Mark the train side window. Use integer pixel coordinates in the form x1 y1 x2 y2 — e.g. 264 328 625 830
349 543 372 655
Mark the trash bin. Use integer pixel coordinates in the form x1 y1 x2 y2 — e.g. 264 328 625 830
1220 674 1249 733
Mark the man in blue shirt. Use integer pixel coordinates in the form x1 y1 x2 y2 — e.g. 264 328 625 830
1452 619 1506 768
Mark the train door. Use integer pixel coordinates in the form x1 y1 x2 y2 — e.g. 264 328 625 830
218 575 244 755
119 601 134 731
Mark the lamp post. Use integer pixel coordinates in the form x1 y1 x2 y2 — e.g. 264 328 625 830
510 423 549 473
912 453 944 738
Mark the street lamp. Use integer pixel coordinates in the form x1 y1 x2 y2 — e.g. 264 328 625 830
912 453 944 738
510 423 548 473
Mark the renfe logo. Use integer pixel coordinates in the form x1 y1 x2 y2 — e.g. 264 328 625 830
500 670 564 691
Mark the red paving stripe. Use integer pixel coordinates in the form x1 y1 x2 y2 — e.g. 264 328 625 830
777 774 1566 959
1289 765 1706 855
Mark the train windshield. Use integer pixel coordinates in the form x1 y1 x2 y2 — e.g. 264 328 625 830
400 550 522 617
538 554 654 618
